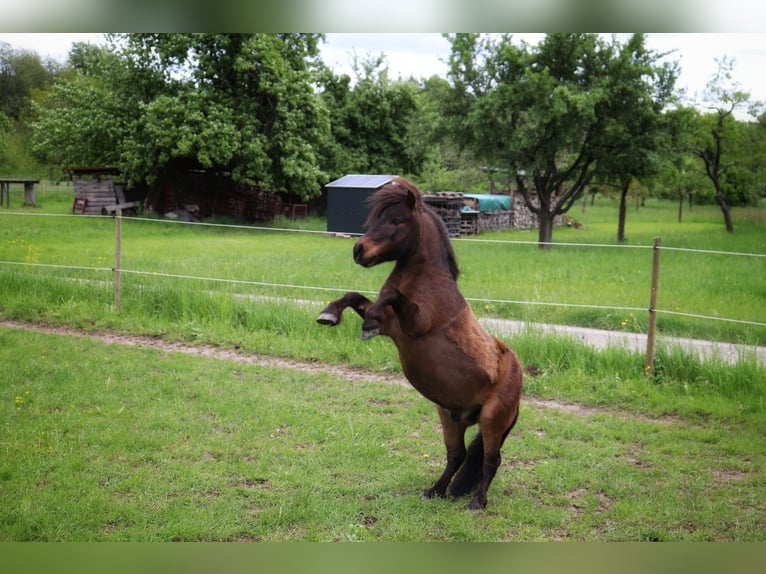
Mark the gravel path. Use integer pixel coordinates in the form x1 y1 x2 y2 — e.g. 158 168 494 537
480 318 766 366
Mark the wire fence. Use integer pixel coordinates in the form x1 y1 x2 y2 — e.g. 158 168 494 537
1 210 765 370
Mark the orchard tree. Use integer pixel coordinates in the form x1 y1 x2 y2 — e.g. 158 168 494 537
409 74 488 192
590 33 678 242
690 57 764 232
446 33 677 247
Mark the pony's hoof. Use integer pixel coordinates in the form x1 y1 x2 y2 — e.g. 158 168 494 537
423 487 445 499
361 326 380 340
316 311 339 326
468 496 487 510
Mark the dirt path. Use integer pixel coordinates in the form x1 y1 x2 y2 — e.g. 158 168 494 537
1 319 674 423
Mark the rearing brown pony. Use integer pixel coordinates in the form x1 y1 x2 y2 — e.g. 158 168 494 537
317 176 523 509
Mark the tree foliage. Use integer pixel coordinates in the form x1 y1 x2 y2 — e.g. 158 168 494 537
0 42 58 122
7 33 765 228
445 33 678 247
318 54 421 177
32 34 332 200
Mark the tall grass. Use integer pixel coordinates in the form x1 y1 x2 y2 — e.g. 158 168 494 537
2 189 763 344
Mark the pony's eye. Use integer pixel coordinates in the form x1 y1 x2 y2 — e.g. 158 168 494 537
392 218 402 225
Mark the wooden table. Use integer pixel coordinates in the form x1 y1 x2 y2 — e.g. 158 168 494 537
0 178 40 208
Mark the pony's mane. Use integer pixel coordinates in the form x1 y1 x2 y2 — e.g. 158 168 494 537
366 177 460 280
364 177 416 222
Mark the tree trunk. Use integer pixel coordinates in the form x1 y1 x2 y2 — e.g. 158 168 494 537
23 182 36 207
678 190 684 223
537 211 554 249
715 185 735 233
617 179 630 243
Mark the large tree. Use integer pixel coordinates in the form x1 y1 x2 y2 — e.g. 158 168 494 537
32 34 331 201
445 33 677 247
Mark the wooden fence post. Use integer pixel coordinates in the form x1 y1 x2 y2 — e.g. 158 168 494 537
645 236 661 377
114 210 122 309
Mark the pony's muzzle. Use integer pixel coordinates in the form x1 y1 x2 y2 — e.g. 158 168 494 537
353 237 380 267
353 241 364 262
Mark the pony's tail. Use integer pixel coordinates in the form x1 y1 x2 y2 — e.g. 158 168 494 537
448 411 520 498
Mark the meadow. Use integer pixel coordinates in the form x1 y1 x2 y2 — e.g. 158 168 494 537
0 183 764 541
1 182 764 345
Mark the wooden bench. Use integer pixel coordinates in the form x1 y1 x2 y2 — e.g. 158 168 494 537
0 178 40 208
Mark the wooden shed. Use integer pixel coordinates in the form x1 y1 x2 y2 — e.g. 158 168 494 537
325 174 394 235
69 166 142 215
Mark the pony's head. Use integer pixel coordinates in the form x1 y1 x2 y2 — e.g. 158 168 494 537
353 177 459 279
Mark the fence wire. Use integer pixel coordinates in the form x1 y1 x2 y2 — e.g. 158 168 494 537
1 211 764 330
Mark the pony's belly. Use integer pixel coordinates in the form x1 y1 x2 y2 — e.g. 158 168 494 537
397 338 493 408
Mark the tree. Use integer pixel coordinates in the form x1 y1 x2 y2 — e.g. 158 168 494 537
0 42 58 122
317 53 420 177
0 111 10 165
690 57 764 232
445 33 678 248
589 34 678 242
409 74 488 192
124 33 332 199
30 42 140 169
32 34 332 201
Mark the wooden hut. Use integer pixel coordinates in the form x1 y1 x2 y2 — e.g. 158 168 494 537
69 166 141 215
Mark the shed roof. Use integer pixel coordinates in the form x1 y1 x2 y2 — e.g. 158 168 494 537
68 166 122 176
325 174 394 189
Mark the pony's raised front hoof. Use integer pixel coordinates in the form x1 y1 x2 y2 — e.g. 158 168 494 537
361 326 381 340
316 311 339 326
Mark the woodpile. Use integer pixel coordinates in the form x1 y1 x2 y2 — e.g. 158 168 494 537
510 191 563 230
422 193 464 237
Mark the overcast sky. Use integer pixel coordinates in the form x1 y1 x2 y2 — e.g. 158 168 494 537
2 32 765 116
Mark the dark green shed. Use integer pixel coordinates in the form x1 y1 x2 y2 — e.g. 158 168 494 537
325 174 394 235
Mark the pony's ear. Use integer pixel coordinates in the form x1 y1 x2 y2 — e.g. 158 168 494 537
405 188 418 209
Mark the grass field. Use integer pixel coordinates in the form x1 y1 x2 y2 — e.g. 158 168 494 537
0 184 765 541
1 183 764 345
2 326 764 541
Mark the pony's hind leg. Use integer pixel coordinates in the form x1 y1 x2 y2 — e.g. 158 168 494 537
424 407 469 499
447 431 484 498
316 292 373 326
467 403 520 510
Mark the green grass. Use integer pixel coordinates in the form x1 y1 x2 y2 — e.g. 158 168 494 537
1 187 765 540
1 187 764 345
1 327 764 541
